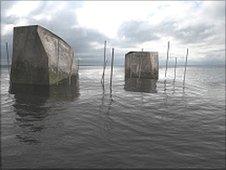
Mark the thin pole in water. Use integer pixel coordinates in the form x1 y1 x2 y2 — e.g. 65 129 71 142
101 40 107 86
5 42 10 74
183 48 189 88
68 52 73 85
173 57 177 81
110 48 114 91
56 39 60 86
165 41 170 78
78 57 80 70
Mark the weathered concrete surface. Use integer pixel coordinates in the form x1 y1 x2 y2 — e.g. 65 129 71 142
10 25 78 87
125 51 159 79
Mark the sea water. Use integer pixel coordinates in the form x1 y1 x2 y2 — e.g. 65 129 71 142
1 65 225 168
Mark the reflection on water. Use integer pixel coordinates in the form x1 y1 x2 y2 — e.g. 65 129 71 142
124 78 157 93
13 92 48 144
99 81 114 133
10 76 80 144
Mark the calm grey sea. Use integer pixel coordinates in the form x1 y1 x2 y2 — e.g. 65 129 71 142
1 65 225 169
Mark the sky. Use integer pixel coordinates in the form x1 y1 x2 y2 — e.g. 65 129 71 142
1 1 225 65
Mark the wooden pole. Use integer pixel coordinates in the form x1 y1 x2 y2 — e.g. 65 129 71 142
101 40 107 85
78 57 80 70
57 39 60 86
68 52 73 85
110 48 114 91
164 41 170 78
183 48 189 88
5 42 10 74
173 57 177 81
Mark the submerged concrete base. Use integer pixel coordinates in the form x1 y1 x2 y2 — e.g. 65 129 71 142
10 75 80 101
124 78 157 93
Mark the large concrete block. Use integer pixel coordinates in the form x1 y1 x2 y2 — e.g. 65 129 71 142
10 25 78 87
125 51 159 79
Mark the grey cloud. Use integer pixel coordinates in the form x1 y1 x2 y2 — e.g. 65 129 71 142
1 1 109 65
118 19 216 46
117 20 160 45
115 17 224 65
1 1 225 66
205 1 225 19
172 23 215 44
1 1 12 16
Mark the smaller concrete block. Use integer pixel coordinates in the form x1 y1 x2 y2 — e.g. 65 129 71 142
125 51 159 79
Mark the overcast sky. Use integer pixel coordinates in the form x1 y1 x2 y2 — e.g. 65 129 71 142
1 1 225 65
